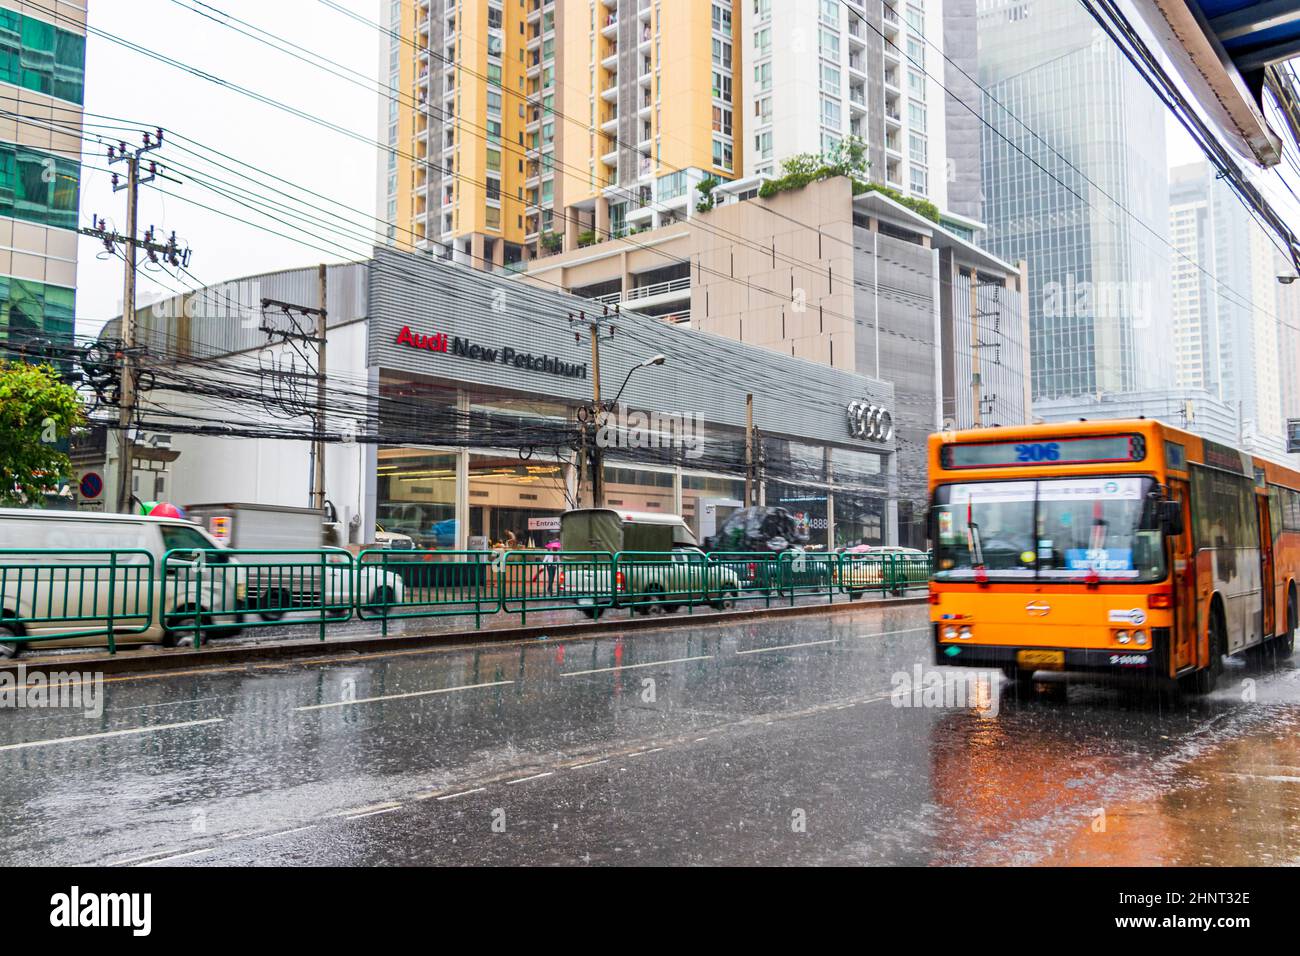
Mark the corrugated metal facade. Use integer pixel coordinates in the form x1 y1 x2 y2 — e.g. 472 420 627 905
103 262 370 360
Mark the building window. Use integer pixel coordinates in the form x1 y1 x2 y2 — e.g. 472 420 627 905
754 61 772 92
0 10 86 104
0 275 75 350
712 105 733 136
712 137 733 171
754 0 771 20
712 38 732 67
909 165 928 195
909 131 927 163
754 27 771 54
711 3 732 36
819 0 839 25
755 96 772 124
820 62 840 94
755 130 772 160
820 96 841 129
0 143 80 231
712 70 733 101
818 26 839 58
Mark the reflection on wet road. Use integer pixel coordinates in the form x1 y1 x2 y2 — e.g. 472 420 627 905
2 604 1298 866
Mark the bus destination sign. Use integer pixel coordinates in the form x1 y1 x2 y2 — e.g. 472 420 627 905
942 434 1145 469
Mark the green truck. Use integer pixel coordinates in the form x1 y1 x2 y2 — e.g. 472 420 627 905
559 509 742 617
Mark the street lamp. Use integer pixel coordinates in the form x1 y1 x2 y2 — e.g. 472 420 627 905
589 353 666 509
610 353 666 407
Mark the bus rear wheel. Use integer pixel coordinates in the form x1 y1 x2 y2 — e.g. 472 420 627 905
1277 589 1297 659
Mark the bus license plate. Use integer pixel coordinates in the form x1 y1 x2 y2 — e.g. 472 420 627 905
1017 649 1065 669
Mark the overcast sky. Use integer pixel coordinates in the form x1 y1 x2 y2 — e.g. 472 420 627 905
72 0 1295 336
76 0 381 333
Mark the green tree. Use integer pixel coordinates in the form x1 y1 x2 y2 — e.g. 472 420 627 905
695 175 722 213
0 359 83 505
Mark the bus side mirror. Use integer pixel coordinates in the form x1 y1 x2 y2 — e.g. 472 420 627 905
1162 501 1184 536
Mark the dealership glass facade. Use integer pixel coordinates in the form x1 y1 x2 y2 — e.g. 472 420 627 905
371 369 893 553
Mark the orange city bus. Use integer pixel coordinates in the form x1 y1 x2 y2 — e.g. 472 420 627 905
927 419 1298 692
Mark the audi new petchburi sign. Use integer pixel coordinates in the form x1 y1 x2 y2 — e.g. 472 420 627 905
846 400 893 443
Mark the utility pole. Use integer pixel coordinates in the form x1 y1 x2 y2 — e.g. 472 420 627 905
970 268 982 428
81 130 187 513
588 312 605 508
745 393 754 507
314 264 328 512
260 289 328 511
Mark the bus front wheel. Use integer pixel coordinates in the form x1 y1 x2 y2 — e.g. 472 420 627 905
1184 605 1225 695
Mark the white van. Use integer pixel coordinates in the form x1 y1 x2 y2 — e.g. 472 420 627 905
0 508 245 656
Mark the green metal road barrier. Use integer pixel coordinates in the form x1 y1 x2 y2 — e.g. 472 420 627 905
777 551 839 605
613 551 705 616
0 548 155 654
837 551 892 599
356 549 500 634
707 552 779 608
163 547 352 646
891 552 932 593
1 545 931 655
500 551 615 625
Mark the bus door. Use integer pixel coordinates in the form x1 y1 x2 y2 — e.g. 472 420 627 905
1169 480 1198 673
1257 492 1275 639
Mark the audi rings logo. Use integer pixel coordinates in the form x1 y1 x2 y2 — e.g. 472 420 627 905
846 400 894 442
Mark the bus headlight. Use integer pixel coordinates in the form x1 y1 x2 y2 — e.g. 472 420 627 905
958 626 973 640
1133 630 1147 646
1116 630 1130 644
943 626 959 640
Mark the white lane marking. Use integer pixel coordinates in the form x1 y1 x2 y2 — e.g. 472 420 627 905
136 846 215 866
295 680 513 712
347 806 402 820
254 825 316 841
331 801 400 818
1222 772 1300 784
631 748 663 757
111 848 185 866
569 759 609 770
0 717 225 753
506 771 554 785
433 787 487 801
735 639 838 655
559 654 712 677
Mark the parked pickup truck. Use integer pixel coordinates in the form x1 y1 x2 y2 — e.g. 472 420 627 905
562 545 742 618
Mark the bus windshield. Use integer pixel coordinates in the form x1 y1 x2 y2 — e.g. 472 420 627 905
932 476 1167 583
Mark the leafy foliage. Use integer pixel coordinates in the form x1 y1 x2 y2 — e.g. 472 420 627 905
695 175 722 213
0 359 83 505
756 136 940 224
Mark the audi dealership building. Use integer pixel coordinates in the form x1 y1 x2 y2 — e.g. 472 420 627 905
95 247 906 549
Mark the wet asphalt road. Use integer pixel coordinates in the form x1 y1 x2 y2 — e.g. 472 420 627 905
3 603 1300 866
